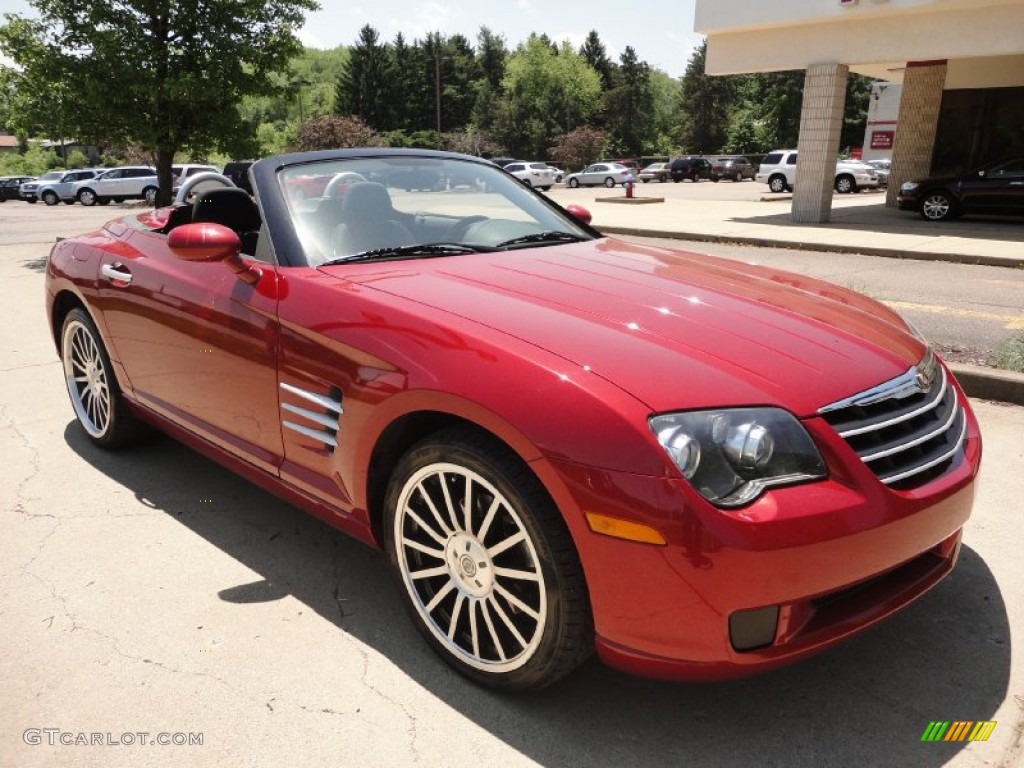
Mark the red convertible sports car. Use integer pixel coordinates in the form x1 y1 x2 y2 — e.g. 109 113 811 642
46 149 981 691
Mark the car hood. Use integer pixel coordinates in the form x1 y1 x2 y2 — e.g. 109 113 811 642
330 238 924 417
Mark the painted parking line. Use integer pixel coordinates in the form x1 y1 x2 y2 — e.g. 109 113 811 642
884 300 1024 330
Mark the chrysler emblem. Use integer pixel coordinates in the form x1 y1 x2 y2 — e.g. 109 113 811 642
916 364 935 392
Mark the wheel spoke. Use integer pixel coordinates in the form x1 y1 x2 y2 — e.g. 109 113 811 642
462 476 473 533
488 530 526 558
401 536 444 559
447 593 465 640
417 483 453 538
469 599 480 658
493 566 540 582
424 580 455 614
409 564 449 581
488 595 528 651
404 506 448 547
479 599 506 661
494 582 540 620
475 497 501 543
438 472 459 532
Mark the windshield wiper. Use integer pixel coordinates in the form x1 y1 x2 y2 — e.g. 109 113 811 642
323 242 492 265
495 231 587 248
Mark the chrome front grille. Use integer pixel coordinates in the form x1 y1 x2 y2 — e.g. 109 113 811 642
819 351 967 488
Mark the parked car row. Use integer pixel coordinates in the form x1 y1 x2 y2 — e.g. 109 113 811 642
2 163 221 206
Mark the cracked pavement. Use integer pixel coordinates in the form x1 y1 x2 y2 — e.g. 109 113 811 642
2 205 1023 767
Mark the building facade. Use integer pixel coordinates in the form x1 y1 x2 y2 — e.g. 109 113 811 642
694 0 1024 221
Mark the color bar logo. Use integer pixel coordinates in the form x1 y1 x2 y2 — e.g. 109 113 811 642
921 721 996 742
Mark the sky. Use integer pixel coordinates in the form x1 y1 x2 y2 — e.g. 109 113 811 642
0 0 704 78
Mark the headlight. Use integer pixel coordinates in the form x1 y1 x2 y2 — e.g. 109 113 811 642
900 181 919 194
651 408 827 508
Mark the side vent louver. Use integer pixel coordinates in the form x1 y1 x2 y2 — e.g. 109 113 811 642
279 382 343 451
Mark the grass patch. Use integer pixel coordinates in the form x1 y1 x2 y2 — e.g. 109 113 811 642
993 334 1024 373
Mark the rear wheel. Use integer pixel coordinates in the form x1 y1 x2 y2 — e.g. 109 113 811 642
920 190 956 221
61 308 147 448
604 177 615 188
384 430 592 692
42 190 59 206
143 186 158 205
568 178 579 188
97 197 110 206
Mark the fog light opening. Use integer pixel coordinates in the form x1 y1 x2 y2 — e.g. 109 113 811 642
729 606 780 651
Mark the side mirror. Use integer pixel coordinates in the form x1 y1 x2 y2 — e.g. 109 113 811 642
565 204 593 226
168 222 260 284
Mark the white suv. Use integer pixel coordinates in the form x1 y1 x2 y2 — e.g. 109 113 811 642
756 150 880 194
503 161 557 191
72 166 159 206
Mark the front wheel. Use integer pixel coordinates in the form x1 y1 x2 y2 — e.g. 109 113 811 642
42 191 60 206
61 308 147 448
834 174 855 194
920 190 956 221
568 178 579 188
143 186 158 205
77 189 97 206
604 177 615 188
384 430 592 692
768 175 788 193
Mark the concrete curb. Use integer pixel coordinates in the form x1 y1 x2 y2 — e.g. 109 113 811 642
949 363 1024 406
598 225 1024 269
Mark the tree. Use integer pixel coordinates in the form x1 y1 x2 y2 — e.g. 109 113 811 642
677 40 734 153
579 30 614 91
604 46 655 157
335 25 393 130
294 114 382 151
0 0 318 206
549 126 607 172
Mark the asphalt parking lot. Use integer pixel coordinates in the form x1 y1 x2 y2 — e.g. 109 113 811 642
2 203 1023 768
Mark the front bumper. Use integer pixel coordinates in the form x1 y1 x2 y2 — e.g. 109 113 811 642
538 393 981 681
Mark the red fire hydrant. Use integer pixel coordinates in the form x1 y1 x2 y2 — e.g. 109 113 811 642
625 172 635 198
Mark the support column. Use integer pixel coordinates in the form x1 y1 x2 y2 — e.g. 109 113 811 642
792 62 848 224
886 61 947 207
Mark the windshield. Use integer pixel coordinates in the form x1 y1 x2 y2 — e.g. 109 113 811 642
40 172 64 181
278 156 594 266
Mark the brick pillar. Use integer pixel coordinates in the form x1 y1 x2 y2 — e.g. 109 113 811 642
886 61 947 206
792 63 848 224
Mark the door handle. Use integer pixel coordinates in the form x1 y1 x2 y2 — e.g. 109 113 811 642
101 263 133 284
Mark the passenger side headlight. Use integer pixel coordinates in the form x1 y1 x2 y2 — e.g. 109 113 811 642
900 181 919 193
650 408 827 508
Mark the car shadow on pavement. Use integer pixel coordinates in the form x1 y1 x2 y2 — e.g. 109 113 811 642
65 425 1012 767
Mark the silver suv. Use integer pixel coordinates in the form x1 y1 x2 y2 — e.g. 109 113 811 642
756 149 880 194
72 166 159 206
20 168 100 205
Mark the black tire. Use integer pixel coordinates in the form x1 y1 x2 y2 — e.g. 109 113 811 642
641 178 649 183
42 190 60 206
604 177 615 188
143 186 158 206
834 174 856 194
112 197 124 203
768 175 788 193
60 308 148 449
920 189 957 221
26 197 37 204
734 172 742 182
710 175 719 183
63 199 75 205
77 188 97 206
383 429 592 692
97 197 111 206
568 178 579 188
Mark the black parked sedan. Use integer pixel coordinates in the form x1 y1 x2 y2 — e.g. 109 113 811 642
0 175 35 202
898 158 1024 221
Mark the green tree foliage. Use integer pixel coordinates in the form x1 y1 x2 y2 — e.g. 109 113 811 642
648 70 683 154
498 36 602 158
842 74 875 153
0 0 316 206
295 114 382 150
549 126 607 172
335 24 392 129
579 30 615 92
604 46 655 158
677 40 735 153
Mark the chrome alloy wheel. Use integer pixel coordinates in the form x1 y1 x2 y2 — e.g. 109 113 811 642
393 462 547 673
62 318 111 438
921 192 953 221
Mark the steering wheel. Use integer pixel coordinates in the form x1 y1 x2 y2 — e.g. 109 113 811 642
446 215 489 242
174 172 237 204
323 172 368 198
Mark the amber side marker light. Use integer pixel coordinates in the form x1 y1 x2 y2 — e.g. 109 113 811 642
585 512 667 545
